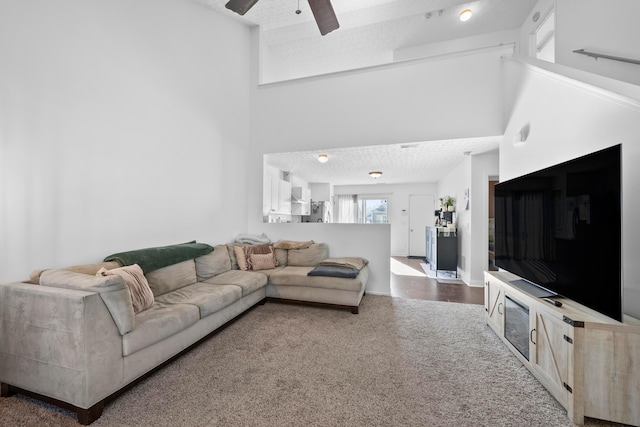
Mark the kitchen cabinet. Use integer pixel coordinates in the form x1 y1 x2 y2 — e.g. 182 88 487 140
291 187 311 216
263 178 291 215
278 180 291 214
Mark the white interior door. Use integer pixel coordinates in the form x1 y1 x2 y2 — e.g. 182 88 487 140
409 194 434 257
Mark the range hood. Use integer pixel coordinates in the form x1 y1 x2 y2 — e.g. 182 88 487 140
291 187 310 204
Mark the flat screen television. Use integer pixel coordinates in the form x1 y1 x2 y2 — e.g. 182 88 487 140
494 144 622 321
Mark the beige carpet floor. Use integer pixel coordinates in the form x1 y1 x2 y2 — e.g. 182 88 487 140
0 296 629 426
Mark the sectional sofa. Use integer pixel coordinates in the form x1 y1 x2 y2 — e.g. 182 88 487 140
0 240 369 424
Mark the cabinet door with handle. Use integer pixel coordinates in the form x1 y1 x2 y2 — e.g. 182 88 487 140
530 306 571 407
485 277 504 334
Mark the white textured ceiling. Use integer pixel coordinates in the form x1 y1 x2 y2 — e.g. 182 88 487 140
265 137 501 186
194 0 538 79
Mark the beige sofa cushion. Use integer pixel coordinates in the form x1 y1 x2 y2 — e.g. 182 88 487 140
122 301 199 356
287 243 329 267
273 240 314 250
203 270 268 297
40 269 135 335
30 261 121 284
145 260 197 297
268 265 369 293
155 283 241 319
195 245 232 281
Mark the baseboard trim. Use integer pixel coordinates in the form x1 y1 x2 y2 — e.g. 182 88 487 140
365 290 391 296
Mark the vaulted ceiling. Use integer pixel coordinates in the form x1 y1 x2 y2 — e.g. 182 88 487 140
195 0 539 185
195 0 538 79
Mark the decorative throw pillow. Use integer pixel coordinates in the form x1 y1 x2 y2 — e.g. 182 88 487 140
97 264 154 313
274 248 288 267
250 253 277 271
273 240 315 250
244 244 275 269
233 246 249 271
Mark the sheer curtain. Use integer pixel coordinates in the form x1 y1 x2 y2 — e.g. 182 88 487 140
336 195 358 223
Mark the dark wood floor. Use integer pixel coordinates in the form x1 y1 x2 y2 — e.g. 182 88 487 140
390 256 484 305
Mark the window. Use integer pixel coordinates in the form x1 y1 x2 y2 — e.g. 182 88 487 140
358 198 388 223
531 9 555 63
336 196 389 223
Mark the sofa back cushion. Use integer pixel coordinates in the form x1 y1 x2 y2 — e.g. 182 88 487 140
40 269 135 335
145 260 197 297
195 245 232 281
30 261 121 284
287 243 329 267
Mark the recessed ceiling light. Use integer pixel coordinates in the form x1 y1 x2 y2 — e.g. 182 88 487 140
318 154 328 163
459 9 472 22
369 171 383 178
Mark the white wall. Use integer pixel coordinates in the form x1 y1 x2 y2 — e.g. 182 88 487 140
469 151 499 286
437 157 471 283
334 183 437 257
521 0 640 87
248 44 507 252
501 57 640 319
0 0 251 282
555 0 640 87
252 50 506 156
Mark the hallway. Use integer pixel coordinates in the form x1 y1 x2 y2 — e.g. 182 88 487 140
390 256 484 305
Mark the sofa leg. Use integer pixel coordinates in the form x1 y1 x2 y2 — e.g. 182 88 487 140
1 382 14 397
258 298 267 305
351 306 359 314
77 401 104 425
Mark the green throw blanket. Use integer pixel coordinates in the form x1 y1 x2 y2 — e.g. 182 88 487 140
104 241 214 273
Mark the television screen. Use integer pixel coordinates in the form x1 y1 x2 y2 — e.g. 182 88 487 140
495 145 622 321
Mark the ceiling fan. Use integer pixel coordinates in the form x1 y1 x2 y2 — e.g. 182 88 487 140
225 0 340 36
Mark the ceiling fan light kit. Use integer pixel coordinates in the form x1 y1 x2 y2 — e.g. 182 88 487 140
225 0 339 36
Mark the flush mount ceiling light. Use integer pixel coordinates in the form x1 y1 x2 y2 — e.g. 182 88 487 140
459 9 472 22
369 171 383 178
317 154 329 163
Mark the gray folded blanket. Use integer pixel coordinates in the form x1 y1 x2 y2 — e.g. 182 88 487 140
233 233 271 245
308 265 360 279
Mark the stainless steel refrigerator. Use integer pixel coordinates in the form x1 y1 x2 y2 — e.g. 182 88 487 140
305 201 331 223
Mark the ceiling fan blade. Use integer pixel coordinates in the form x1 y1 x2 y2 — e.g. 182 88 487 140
308 0 340 36
225 0 260 16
